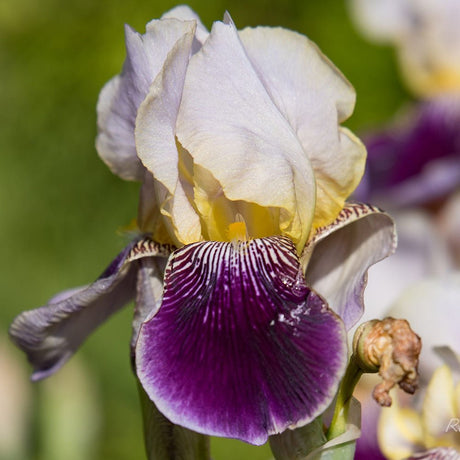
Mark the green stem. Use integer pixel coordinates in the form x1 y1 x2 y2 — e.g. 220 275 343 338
326 356 363 441
137 381 210 460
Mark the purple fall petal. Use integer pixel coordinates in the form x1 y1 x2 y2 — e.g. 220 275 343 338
10 238 171 381
356 96 460 207
354 379 385 460
136 236 347 445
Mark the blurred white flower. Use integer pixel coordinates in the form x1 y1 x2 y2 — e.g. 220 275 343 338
349 0 460 97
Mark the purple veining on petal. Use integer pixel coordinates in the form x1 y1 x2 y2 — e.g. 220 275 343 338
9 242 138 381
355 97 460 207
136 236 347 445
9 238 171 381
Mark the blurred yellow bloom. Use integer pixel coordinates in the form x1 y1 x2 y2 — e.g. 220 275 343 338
378 364 460 459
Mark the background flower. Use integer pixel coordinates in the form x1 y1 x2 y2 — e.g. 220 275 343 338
349 0 460 98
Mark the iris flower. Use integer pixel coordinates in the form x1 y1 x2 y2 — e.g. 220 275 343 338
10 6 396 446
349 0 460 209
349 0 460 99
354 97 460 209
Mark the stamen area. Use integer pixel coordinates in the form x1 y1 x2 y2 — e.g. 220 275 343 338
227 220 248 242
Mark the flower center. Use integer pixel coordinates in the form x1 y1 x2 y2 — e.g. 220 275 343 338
227 220 248 242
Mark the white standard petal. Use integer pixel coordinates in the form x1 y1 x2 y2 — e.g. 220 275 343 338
176 20 316 249
161 5 209 46
239 26 366 229
96 18 198 181
136 22 202 245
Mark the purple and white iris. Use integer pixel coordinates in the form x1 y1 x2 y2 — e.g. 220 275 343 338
350 0 460 209
10 6 396 446
354 96 460 209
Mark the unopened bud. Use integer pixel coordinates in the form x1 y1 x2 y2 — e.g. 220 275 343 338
352 318 422 407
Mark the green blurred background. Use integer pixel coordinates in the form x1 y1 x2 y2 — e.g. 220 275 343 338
0 0 410 459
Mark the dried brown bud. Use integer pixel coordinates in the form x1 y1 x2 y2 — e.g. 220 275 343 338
352 318 422 407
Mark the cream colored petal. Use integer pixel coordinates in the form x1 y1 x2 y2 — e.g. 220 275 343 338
351 0 460 96
396 0 460 96
455 381 460 421
239 26 366 231
191 163 280 242
304 203 396 329
176 20 316 249
378 392 424 459
422 365 457 446
136 22 202 245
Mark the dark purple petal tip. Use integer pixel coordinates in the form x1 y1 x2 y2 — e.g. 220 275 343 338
136 236 347 445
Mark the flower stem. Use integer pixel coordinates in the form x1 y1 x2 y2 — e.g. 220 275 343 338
137 381 210 460
326 357 363 441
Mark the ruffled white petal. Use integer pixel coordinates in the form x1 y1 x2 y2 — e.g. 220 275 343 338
304 203 396 329
239 27 366 230
135 23 202 245
96 18 198 181
176 20 316 249
161 5 209 46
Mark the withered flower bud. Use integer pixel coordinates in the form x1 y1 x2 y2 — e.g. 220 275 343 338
352 318 422 407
